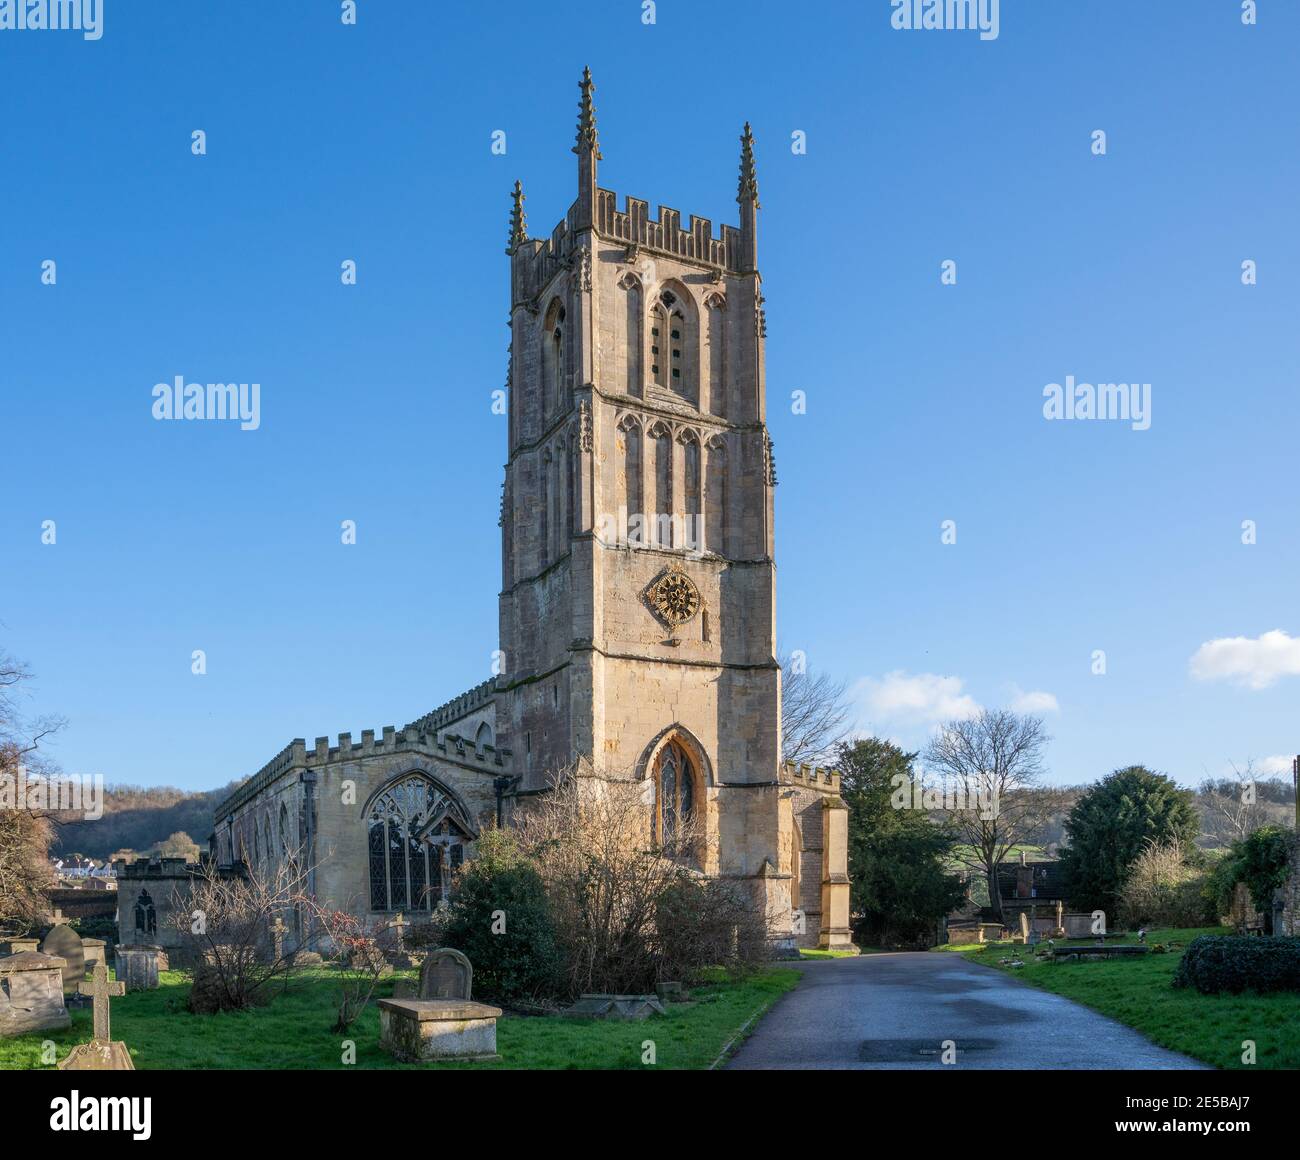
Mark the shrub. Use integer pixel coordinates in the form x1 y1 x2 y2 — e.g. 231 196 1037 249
1117 839 1214 928
441 828 562 1005
655 874 768 984
1173 935 1300 995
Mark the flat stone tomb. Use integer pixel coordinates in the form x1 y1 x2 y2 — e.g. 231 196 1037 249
0 951 71 1037
379 947 500 1062
567 994 666 1021
378 997 503 1062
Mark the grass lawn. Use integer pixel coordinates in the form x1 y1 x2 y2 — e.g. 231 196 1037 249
949 927 1300 1070
0 966 799 1071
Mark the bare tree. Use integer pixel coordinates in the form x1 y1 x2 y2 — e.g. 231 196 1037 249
165 851 336 1013
923 710 1055 923
1198 761 1272 846
515 764 763 995
0 651 62 936
779 651 851 766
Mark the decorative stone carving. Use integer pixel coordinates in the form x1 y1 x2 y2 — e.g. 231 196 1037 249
645 569 701 628
578 400 593 451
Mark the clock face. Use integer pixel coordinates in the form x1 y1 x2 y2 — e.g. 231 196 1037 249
646 569 701 627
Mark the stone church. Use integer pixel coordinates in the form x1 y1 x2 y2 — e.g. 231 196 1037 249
206 70 851 953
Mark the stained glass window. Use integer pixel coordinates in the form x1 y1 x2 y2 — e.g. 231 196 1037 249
654 741 696 850
366 775 469 912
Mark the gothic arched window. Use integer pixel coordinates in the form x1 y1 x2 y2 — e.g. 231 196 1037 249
653 740 696 849
134 889 157 938
367 775 470 912
542 299 566 417
278 803 290 860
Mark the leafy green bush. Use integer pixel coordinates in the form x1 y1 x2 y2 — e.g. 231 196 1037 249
441 828 562 1006
1173 935 1300 995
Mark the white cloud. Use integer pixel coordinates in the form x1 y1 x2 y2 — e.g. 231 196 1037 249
1189 629 1300 690
851 671 981 728
1222 755 1293 777
1010 687 1060 715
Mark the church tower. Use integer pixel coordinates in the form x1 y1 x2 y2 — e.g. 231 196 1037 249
497 71 850 950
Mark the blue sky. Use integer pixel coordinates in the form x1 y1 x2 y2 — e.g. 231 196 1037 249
2 0 1298 795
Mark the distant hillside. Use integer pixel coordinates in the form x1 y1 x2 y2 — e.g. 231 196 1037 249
52 781 243 862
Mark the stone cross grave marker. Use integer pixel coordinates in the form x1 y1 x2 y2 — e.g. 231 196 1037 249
40 922 85 994
389 912 406 951
418 947 472 1001
79 960 125 1043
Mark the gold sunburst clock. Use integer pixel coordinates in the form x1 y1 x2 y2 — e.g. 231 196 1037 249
645 568 702 628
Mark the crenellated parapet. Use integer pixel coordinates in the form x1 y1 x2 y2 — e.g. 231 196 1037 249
214 679 505 823
778 760 841 795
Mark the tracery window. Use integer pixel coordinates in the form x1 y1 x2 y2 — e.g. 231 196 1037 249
653 740 696 849
367 775 470 912
134 889 157 938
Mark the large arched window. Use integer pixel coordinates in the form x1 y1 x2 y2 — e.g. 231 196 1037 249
367 774 472 912
652 740 696 849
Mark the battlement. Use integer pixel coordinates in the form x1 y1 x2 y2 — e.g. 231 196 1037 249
403 677 497 737
512 189 744 306
779 760 841 794
213 679 504 822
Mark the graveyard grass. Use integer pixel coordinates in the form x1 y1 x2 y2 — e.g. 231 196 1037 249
0 965 799 1070
955 927 1300 1070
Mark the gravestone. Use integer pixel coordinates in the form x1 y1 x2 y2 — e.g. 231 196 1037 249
40 922 86 994
115 945 162 992
82 939 107 974
381 948 500 1062
418 948 472 1001
58 960 133 1070
0 951 71 1036
268 916 288 964
1017 912 1030 943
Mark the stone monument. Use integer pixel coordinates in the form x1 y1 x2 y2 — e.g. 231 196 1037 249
115 945 163 992
379 947 500 1062
0 951 71 1036
58 960 134 1070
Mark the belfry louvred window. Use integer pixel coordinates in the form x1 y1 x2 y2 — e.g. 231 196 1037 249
367 775 471 912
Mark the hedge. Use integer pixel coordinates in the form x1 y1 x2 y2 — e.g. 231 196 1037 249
1172 935 1300 995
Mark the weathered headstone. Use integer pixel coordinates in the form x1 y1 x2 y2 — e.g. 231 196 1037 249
82 938 107 974
0 951 71 1036
380 947 501 1062
40 922 86 994
58 960 133 1070
1017 912 1030 943
418 947 472 1001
